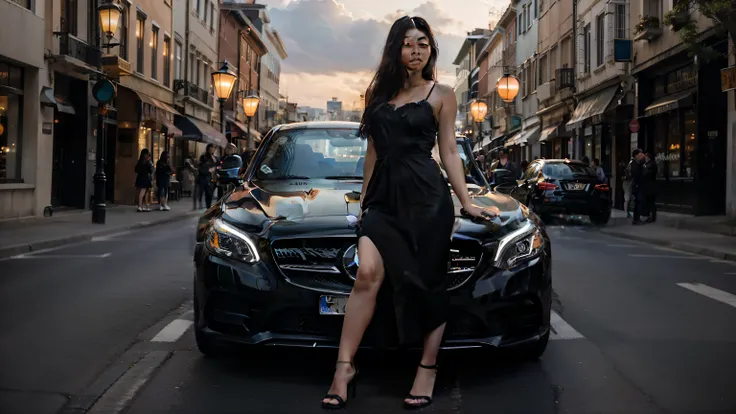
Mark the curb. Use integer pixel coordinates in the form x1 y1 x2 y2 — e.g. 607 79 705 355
0 211 198 259
600 229 736 263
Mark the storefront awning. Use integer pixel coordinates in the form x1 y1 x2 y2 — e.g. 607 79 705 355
643 89 696 117
504 131 522 147
565 86 618 131
517 126 540 146
158 112 182 137
174 115 228 148
150 97 178 116
39 87 78 115
539 124 560 142
226 117 262 142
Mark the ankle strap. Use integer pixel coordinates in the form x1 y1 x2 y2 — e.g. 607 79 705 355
336 360 354 367
419 362 438 370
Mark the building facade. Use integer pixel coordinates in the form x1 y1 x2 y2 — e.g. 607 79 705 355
0 0 48 218
172 0 222 166
453 29 492 145
630 0 728 215
477 28 507 150
219 1 267 152
566 0 633 204
535 0 576 160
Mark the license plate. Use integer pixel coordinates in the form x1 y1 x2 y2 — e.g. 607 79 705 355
319 295 349 315
566 183 586 191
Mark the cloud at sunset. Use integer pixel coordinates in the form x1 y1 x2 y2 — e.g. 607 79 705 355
260 0 467 108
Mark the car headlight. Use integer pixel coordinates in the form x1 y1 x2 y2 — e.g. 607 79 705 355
493 220 544 269
205 219 260 263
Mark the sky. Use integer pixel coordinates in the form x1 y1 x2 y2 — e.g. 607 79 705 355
257 0 509 110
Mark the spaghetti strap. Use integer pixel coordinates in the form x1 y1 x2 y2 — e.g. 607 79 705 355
425 82 437 100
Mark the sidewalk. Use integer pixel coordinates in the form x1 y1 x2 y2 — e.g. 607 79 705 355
601 220 736 263
0 202 200 258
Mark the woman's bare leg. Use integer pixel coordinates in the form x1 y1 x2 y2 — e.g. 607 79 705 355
404 322 447 406
322 236 385 406
137 189 146 208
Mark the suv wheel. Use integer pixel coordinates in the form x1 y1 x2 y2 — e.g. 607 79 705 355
194 292 221 357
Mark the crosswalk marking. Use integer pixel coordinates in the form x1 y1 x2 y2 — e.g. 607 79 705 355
677 283 736 310
151 319 194 342
550 311 584 340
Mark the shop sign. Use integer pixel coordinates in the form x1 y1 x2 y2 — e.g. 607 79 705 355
509 116 522 130
721 66 736 92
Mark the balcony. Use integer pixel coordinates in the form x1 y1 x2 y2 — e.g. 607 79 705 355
101 55 132 78
537 81 555 102
54 32 102 71
502 43 516 68
174 80 214 107
555 68 574 90
634 16 662 42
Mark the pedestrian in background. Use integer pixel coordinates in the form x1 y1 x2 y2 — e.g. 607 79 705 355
643 151 658 223
591 158 606 183
195 144 217 209
622 155 635 218
630 149 646 225
134 148 154 212
156 151 172 211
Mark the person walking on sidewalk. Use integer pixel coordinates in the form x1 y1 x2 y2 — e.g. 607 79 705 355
643 151 658 223
135 148 154 212
155 151 173 211
195 144 217 209
320 15 492 411
629 149 646 225
622 155 635 218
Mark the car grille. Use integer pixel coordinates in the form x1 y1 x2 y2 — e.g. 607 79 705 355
271 237 482 292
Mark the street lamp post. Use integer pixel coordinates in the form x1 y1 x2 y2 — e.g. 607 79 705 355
211 61 237 137
91 0 122 224
242 93 260 150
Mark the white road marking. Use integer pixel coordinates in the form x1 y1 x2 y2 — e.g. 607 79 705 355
91 231 132 241
607 244 637 247
550 311 584 340
677 283 736 309
150 319 194 342
726 272 736 275
628 254 706 259
11 253 111 259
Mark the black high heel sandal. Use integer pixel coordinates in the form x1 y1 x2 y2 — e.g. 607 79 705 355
321 361 358 410
403 363 438 410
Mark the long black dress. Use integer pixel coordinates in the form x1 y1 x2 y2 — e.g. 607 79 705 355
358 83 455 346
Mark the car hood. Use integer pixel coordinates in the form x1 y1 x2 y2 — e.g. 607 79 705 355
220 179 529 239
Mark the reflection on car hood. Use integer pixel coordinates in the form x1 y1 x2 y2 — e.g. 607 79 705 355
220 179 528 238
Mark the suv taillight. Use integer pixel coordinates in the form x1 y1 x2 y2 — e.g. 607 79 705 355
594 184 610 191
538 182 558 191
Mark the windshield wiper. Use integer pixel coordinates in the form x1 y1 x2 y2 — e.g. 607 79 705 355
324 175 363 180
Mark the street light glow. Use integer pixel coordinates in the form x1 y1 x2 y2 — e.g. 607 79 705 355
98 2 123 40
469 100 488 123
212 61 237 101
496 73 520 103
242 95 260 117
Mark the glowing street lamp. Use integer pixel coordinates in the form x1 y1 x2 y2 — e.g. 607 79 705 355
496 73 520 103
212 61 237 135
242 94 260 148
98 1 123 42
469 100 488 123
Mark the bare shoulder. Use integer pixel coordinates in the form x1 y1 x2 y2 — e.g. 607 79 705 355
433 82 455 98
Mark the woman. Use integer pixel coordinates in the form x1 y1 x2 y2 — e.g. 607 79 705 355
134 148 154 212
321 16 491 410
155 151 173 211
195 144 217 209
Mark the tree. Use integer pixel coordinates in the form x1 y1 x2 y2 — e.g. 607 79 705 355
664 0 736 61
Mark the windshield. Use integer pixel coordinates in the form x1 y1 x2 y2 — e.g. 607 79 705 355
542 163 596 179
254 128 367 179
431 141 487 185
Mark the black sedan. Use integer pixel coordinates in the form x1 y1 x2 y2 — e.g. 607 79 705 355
494 159 612 225
193 121 552 359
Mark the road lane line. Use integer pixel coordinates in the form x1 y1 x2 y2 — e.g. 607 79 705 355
11 253 111 259
550 311 584 340
607 244 637 247
628 254 706 259
91 231 132 241
150 319 194 342
677 283 736 309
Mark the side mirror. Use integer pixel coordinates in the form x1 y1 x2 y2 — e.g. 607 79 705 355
216 155 243 186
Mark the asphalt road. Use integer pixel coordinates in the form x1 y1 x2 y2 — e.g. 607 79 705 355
1 218 736 414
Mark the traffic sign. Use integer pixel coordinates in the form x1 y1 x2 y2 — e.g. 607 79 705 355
629 119 640 133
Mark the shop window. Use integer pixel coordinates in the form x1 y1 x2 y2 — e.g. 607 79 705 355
682 109 696 178
666 114 681 177
584 136 593 159
653 115 667 178
594 126 602 162
0 62 24 183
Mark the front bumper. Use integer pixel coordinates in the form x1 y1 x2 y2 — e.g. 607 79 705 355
193 242 552 351
531 193 611 216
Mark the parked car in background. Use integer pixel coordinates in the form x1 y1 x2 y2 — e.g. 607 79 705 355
494 158 612 225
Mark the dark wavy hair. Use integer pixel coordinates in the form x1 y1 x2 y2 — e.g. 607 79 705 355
358 16 438 139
